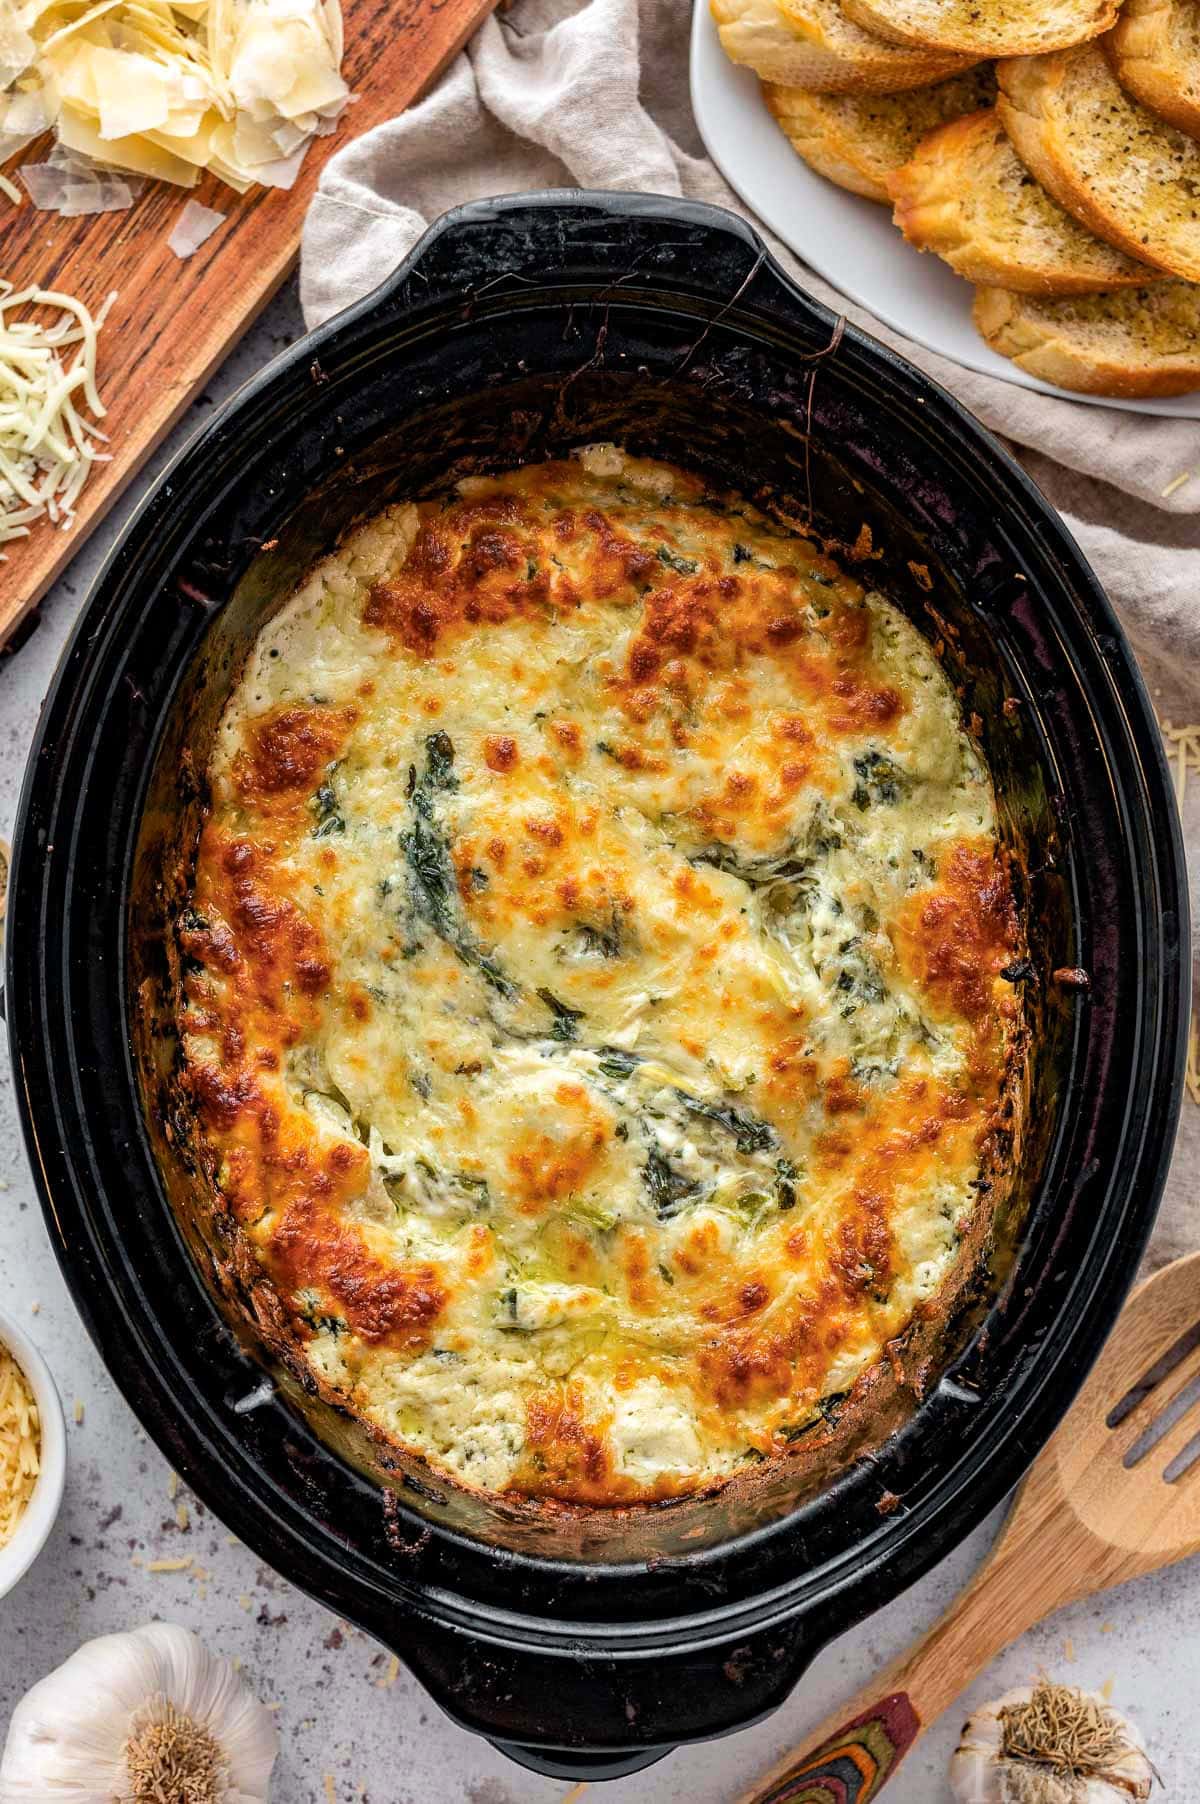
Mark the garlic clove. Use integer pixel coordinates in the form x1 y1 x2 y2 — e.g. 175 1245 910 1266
949 1683 1155 1804
0 1621 278 1803
136 1622 279 1800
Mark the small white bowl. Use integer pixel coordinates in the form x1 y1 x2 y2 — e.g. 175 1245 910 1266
0 1310 66 1599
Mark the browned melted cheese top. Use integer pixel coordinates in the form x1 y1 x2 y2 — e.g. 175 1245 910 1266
180 449 1018 1504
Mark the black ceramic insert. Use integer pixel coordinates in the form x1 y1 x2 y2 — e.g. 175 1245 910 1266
5 193 1188 1780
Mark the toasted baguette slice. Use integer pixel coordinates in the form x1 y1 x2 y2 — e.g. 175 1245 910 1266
998 44 1200 282
1104 0 1200 139
841 0 1118 57
711 0 978 91
889 107 1161 289
974 282 1200 395
764 64 995 201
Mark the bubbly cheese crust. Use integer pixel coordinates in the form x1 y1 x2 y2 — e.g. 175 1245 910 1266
179 450 1019 1506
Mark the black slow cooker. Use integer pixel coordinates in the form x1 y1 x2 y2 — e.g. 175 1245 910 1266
5 193 1188 1781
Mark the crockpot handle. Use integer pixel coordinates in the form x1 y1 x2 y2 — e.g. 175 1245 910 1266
354 188 845 351
387 1607 834 1776
390 1529 1022 1791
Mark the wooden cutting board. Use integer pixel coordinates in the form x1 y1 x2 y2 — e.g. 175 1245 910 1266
0 0 499 653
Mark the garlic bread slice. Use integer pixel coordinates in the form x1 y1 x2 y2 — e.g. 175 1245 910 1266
1104 0 1200 140
974 281 1200 395
841 0 1118 58
764 63 995 201
712 0 979 90
998 42 1200 283
890 107 1161 289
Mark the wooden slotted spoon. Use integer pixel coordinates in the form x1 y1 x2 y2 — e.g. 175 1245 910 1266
739 1250 1200 1804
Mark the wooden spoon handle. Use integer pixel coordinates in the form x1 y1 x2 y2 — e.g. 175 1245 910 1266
737 1532 1049 1803
736 1685 923 1804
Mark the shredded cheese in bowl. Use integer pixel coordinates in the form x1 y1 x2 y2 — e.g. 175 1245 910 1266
0 1337 40 1548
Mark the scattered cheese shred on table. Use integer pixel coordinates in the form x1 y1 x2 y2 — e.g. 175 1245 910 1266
146 1554 193 1572
1161 719 1200 810
1 0 351 208
0 1338 39 1548
0 279 114 551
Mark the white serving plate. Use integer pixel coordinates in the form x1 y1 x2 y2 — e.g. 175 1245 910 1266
689 0 1200 419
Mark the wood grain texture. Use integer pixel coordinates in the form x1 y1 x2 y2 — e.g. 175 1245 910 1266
741 1251 1200 1803
0 0 498 650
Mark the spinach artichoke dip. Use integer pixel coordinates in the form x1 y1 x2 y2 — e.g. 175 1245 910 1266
179 447 1021 1507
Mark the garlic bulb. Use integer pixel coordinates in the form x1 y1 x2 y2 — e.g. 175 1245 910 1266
950 1683 1155 1804
0 1622 278 1803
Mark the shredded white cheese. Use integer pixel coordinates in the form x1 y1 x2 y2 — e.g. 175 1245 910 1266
0 1339 40 1549
1 0 351 202
0 279 114 551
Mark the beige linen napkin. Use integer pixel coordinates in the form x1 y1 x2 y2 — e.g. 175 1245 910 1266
299 0 1199 1256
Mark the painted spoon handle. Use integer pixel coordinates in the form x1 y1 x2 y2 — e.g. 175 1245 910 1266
740 1688 924 1804
736 1524 1053 1804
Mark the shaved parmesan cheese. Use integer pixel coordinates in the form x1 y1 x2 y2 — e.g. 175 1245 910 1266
0 281 114 552
48 137 145 191
20 156 136 215
3 88 49 135
1 0 351 195
246 136 307 188
264 116 308 155
54 104 202 184
93 47 174 138
228 4 348 121
167 195 223 256
0 83 47 166
0 14 35 89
